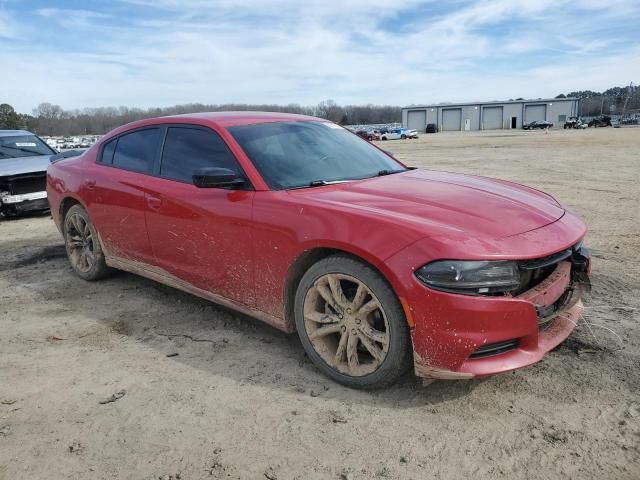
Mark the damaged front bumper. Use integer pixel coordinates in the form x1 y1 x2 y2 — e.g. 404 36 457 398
0 172 49 215
401 245 591 380
1 190 47 204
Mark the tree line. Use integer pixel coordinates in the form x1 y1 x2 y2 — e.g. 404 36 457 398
555 83 639 117
0 100 402 137
1 83 637 135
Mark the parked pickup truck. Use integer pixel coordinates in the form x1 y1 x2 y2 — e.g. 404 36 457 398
380 128 419 140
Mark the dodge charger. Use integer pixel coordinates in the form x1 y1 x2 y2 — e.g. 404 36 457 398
47 112 590 388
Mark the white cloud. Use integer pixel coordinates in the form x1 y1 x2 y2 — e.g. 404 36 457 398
0 9 19 39
1 1 638 112
35 8 110 28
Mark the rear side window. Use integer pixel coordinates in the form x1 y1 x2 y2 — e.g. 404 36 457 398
160 127 240 183
112 128 160 173
100 138 116 164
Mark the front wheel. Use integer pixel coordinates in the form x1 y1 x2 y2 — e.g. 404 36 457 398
294 255 412 389
401 134 407 139
64 204 113 281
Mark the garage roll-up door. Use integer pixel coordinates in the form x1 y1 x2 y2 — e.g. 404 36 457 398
525 104 546 123
407 110 427 132
442 109 461 131
483 107 503 129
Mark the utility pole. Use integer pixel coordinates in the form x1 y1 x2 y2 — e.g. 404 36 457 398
622 81 634 118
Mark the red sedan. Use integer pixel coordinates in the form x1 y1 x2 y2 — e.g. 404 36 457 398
47 112 590 388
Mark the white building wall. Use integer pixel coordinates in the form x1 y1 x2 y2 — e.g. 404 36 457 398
402 99 579 131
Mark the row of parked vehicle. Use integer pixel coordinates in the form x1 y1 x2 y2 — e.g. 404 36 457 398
563 115 628 129
524 115 623 130
44 136 100 150
355 127 419 141
563 116 614 129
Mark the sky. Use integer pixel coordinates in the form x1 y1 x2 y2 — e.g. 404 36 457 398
1 0 639 113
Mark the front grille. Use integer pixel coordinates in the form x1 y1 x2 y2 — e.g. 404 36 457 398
513 241 583 295
469 339 518 358
0 173 47 195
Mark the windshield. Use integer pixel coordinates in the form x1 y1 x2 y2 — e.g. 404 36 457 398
0 135 55 159
227 121 406 189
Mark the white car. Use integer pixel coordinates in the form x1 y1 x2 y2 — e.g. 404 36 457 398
380 128 418 140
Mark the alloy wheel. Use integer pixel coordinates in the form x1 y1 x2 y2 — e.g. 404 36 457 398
303 273 390 376
64 212 96 274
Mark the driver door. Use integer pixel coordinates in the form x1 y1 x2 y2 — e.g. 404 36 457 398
143 125 255 307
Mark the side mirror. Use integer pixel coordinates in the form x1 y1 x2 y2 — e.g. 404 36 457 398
192 167 245 189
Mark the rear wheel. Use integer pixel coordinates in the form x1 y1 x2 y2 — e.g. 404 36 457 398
294 255 412 389
64 204 112 281
401 134 407 139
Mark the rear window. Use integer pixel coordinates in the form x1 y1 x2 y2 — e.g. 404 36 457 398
100 139 116 164
112 128 160 173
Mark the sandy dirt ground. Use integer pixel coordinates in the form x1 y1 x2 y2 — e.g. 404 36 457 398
1 127 639 480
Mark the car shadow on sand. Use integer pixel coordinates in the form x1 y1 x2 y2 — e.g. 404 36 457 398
8 240 487 408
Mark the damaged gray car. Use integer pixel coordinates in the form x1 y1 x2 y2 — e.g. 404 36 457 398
0 130 57 217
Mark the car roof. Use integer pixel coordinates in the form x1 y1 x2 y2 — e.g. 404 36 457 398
0 130 34 137
113 111 325 133
171 111 323 127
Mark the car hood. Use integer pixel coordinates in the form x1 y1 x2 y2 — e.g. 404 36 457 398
297 169 565 239
0 154 53 176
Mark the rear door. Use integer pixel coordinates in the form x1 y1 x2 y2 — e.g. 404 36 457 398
143 125 255 306
88 127 160 264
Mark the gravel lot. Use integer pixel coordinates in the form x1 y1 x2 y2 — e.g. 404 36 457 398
1 127 639 480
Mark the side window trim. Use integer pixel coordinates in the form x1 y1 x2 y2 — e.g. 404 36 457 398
96 126 160 173
153 125 169 177
96 123 253 190
157 124 253 189
98 137 117 164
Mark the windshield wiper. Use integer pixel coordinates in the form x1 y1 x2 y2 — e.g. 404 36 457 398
377 169 406 176
0 144 45 156
288 179 352 190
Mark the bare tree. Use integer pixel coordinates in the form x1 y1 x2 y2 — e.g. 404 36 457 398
19 100 402 136
32 102 66 136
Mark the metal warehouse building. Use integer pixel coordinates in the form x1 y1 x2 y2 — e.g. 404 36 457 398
402 98 579 132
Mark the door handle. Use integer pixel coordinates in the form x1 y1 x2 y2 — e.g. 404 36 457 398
146 196 162 210
84 179 96 189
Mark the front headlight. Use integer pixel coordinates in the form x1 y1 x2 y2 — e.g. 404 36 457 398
415 260 520 295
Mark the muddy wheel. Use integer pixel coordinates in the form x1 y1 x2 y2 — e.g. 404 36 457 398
64 204 112 281
294 255 412 389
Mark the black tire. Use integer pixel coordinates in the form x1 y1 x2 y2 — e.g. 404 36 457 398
63 204 113 281
401 134 407 139
381 136 387 141
294 255 412 389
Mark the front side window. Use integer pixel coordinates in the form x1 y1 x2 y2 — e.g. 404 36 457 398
112 128 160 173
0 135 55 159
228 121 405 190
160 127 241 183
